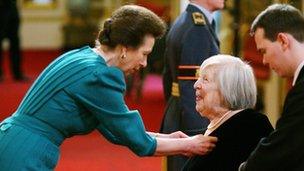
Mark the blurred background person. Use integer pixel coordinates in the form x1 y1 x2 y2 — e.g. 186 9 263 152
160 0 225 170
0 0 27 81
183 54 273 170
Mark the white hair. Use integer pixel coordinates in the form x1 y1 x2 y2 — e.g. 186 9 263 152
200 54 257 109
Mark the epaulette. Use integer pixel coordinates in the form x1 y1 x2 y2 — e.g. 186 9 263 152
192 12 206 25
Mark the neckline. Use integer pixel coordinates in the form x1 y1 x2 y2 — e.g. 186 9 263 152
207 110 232 130
91 47 108 65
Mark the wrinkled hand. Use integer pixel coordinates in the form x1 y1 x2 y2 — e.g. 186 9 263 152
168 131 189 138
183 135 217 156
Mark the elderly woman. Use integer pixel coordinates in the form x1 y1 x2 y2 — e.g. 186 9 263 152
182 55 273 171
0 5 217 171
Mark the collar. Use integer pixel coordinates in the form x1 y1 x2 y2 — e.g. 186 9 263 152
292 60 304 86
204 109 244 136
91 47 109 66
189 3 214 24
92 47 102 56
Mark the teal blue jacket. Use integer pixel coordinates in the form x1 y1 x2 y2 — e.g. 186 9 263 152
0 46 156 170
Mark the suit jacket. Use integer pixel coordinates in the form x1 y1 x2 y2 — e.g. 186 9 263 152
161 3 219 134
183 109 273 171
240 67 304 171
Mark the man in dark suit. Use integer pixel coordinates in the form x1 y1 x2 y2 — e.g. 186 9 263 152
160 0 224 170
0 0 26 81
239 4 304 171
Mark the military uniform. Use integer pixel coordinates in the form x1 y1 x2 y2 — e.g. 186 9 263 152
160 4 220 171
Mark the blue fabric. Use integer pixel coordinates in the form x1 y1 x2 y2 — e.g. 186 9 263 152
0 124 59 171
0 46 156 170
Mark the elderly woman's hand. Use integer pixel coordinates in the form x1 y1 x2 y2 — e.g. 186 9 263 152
183 135 218 156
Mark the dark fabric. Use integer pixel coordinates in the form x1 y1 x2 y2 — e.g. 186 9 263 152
241 67 304 171
178 67 198 78
183 109 273 171
161 4 220 170
211 20 216 32
160 97 182 133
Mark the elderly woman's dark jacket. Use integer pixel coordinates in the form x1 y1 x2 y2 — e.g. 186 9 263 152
182 109 273 171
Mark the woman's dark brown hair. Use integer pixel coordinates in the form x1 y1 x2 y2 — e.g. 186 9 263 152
97 5 167 49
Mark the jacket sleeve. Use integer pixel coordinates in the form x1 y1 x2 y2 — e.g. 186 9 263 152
68 67 156 156
242 85 304 171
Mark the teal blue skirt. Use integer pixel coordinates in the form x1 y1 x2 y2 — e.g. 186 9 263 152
0 123 59 171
